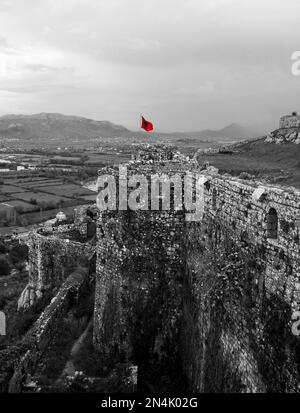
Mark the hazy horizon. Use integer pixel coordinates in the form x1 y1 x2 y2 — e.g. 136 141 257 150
0 0 300 132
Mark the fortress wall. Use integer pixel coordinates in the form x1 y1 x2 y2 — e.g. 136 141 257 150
42 223 77 235
205 177 300 302
94 209 185 371
280 115 300 129
0 268 89 392
182 175 300 392
18 232 95 309
94 159 300 392
182 216 300 392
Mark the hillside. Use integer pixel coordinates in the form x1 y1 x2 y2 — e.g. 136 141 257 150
0 113 261 143
0 113 130 139
183 123 264 139
195 138 300 189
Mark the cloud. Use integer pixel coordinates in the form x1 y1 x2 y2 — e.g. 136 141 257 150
0 0 300 130
0 36 8 47
23 63 74 74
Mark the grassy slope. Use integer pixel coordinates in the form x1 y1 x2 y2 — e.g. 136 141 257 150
196 139 300 189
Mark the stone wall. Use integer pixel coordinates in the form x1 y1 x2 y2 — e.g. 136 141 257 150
94 153 300 392
94 209 185 373
131 143 187 162
280 115 300 129
0 267 89 392
182 175 300 392
18 231 95 310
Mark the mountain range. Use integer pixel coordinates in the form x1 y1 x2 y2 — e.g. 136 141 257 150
0 113 265 141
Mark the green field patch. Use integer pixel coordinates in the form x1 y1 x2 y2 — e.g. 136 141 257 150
12 191 71 206
4 177 49 185
47 164 80 169
51 156 82 162
41 184 95 198
0 185 29 193
80 194 97 202
23 179 64 188
3 200 39 213
86 153 130 165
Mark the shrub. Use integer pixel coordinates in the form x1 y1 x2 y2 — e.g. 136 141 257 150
0 296 7 309
9 244 29 264
238 172 254 180
0 257 10 276
14 292 52 336
15 262 25 272
0 243 7 254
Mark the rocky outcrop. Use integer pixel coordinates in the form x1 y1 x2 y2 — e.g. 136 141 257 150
265 127 300 144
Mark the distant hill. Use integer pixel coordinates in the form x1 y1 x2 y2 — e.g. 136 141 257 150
0 113 264 141
180 123 265 140
0 113 130 139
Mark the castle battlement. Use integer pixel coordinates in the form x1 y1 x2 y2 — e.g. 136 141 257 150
94 147 300 392
9 144 300 393
280 113 300 129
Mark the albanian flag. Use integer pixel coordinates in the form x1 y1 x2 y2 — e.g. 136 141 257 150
141 116 153 132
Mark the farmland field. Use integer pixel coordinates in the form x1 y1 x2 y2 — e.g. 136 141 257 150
13 191 72 205
22 179 64 188
0 174 96 224
5 200 39 212
5 177 50 184
0 195 10 202
85 153 130 165
51 156 82 162
81 194 97 201
40 184 94 197
0 185 29 193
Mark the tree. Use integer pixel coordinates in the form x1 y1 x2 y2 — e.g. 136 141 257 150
0 257 10 276
9 244 29 264
0 243 7 254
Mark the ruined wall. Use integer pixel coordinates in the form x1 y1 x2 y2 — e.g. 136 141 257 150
18 232 95 309
280 115 300 129
94 152 300 392
94 209 185 375
131 143 185 162
0 267 89 392
182 175 300 392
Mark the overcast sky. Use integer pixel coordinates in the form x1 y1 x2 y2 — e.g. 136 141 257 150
0 0 300 132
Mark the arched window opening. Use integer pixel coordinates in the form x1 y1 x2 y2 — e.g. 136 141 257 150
266 208 278 239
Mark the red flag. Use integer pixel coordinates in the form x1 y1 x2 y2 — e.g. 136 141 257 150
141 116 153 132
